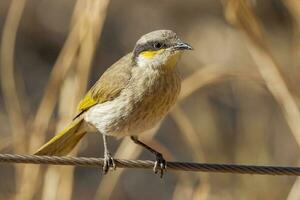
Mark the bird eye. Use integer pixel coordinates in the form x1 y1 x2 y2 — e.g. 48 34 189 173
153 42 163 49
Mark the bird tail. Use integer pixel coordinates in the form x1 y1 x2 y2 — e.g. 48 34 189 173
34 118 87 156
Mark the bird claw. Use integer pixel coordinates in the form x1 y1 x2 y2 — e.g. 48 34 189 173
153 153 167 178
103 152 116 174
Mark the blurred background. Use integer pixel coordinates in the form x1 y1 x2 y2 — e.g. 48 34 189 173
1 0 300 199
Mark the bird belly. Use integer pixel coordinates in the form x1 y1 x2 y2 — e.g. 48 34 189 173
84 96 131 136
84 70 181 137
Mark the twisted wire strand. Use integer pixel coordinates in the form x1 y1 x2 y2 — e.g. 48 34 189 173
0 154 300 176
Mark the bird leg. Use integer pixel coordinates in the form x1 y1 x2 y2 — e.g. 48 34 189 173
130 136 166 178
102 134 116 174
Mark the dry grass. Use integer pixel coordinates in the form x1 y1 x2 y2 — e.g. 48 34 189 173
1 0 300 199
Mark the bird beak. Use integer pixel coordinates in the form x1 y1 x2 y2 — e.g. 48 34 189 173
173 41 193 51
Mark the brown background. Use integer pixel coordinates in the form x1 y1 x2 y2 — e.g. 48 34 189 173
0 0 300 199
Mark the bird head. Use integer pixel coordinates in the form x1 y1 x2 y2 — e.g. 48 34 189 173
133 30 192 70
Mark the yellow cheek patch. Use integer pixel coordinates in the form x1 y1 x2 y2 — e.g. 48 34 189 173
140 49 164 59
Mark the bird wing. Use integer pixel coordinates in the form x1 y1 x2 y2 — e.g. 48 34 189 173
74 53 134 119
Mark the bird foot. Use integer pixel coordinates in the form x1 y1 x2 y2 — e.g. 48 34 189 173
153 153 167 178
103 152 116 174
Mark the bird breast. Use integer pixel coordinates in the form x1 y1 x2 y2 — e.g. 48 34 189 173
85 67 181 137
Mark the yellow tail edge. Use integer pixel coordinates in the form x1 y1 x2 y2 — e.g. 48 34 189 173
34 119 87 156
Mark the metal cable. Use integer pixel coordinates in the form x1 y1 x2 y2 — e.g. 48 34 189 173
0 154 299 176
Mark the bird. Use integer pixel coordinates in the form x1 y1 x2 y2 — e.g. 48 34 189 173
34 30 192 177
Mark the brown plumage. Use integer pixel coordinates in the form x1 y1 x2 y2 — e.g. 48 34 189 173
34 30 192 177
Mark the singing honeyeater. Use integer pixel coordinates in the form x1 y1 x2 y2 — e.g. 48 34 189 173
34 30 192 177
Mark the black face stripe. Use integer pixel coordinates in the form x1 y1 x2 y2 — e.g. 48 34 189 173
133 42 151 58
133 40 171 59
132 30 180 61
